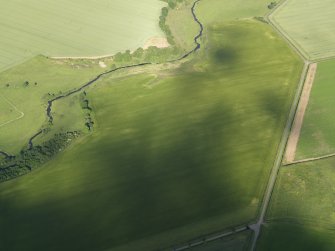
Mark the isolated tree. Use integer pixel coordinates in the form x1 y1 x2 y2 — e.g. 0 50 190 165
168 0 176 9
133 48 144 58
161 7 169 17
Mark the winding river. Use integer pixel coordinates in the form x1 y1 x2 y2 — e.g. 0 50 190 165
4 0 204 161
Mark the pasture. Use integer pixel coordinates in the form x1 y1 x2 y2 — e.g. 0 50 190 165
0 95 23 127
0 0 165 72
167 0 271 51
0 56 102 153
268 157 335 225
257 223 335 251
198 0 270 24
295 60 335 159
271 0 335 60
0 20 302 251
259 157 335 250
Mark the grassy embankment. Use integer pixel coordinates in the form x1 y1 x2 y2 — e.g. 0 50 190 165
0 19 302 251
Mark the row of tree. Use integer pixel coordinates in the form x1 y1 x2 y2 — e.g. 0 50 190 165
0 131 80 182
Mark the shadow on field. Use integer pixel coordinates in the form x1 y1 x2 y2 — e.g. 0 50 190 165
0 101 252 251
257 222 335 251
212 47 237 65
260 90 286 120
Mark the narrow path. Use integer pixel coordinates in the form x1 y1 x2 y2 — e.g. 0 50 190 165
50 54 116 60
249 1 314 250
0 95 25 128
284 152 335 166
284 63 317 163
173 226 248 251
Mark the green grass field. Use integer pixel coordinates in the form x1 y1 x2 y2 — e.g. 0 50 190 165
268 158 335 225
0 19 302 251
295 60 335 159
0 0 165 72
167 0 271 53
166 1 200 51
258 157 335 250
257 223 335 251
0 95 22 127
271 0 335 60
0 56 102 153
198 0 270 25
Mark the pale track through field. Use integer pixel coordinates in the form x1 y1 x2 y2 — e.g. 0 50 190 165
284 63 317 164
283 152 335 166
0 95 24 128
246 0 335 249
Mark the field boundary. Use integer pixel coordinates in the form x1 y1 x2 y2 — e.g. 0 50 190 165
267 0 310 61
50 54 116 60
172 225 249 251
0 95 25 128
266 1 307 60
249 60 309 250
284 63 317 164
283 152 335 167
249 1 324 250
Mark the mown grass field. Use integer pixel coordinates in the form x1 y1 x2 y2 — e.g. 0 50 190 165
295 60 335 159
166 0 200 51
0 19 302 251
0 56 102 153
198 0 270 24
271 0 335 60
0 0 165 72
257 223 335 251
258 157 335 250
268 158 335 225
0 95 22 126
167 0 271 52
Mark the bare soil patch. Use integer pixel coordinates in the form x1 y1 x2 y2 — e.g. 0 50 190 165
284 63 317 163
143 36 170 49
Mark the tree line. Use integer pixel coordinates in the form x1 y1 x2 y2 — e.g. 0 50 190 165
0 132 80 182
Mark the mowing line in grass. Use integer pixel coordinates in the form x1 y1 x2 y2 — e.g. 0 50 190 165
0 95 24 127
283 152 335 167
